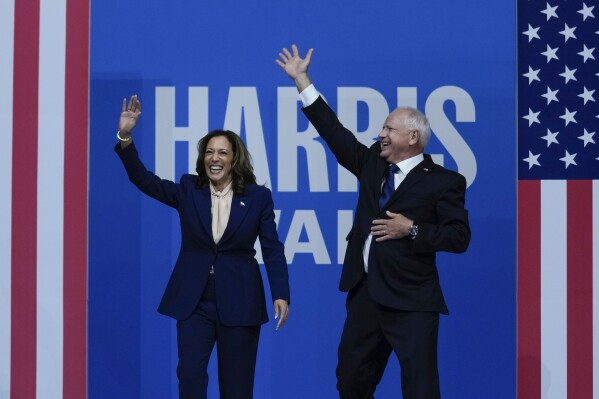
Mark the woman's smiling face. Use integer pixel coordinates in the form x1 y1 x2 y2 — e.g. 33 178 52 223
204 135 234 191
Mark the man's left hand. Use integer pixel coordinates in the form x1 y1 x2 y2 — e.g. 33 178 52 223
372 211 413 241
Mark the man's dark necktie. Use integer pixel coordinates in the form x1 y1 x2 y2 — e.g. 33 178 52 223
379 164 399 209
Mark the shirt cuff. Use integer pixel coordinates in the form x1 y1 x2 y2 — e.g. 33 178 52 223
299 84 319 107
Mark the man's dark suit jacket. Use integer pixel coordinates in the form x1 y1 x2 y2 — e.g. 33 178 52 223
116 142 290 324
303 97 470 315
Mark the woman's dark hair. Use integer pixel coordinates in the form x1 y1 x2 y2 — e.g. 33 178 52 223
195 130 256 195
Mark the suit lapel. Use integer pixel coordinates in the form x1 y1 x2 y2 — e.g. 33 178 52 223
192 185 252 244
381 155 436 211
192 187 214 240
219 193 250 244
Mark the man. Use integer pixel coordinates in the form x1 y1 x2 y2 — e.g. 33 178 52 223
276 45 471 399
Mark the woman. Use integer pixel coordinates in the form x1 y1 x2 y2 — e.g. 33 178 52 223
114 95 290 399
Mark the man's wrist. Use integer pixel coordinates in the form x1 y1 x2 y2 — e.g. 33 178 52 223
408 221 418 239
299 84 319 107
294 73 312 93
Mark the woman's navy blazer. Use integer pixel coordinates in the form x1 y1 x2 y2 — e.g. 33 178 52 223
116 142 290 325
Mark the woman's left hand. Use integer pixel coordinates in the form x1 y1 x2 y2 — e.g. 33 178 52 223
273 299 289 330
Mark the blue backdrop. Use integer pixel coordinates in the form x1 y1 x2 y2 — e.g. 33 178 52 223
89 1 516 397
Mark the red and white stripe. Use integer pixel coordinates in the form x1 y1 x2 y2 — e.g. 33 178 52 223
1 0 15 396
518 180 599 399
0 0 89 398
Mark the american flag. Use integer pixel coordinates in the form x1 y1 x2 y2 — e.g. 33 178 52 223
518 1 599 398
0 0 89 398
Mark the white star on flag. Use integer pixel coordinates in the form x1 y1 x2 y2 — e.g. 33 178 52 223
523 24 541 41
542 44 559 62
578 128 595 147
523 108 541 126
523 151 541 169
559 65 577 83
519 1 597 178
578 44 595 62
559 107 577 125
577 3 595 20
541 2 559 20
559 150 577 168
578 86 595 104
541 86 559 104
541 129 560 146
523 66 541 83
560 23 578 41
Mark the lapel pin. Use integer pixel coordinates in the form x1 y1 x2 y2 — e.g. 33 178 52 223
240 201 245 206
424 168 429 172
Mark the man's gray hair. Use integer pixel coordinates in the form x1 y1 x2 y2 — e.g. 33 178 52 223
397 106 431 148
